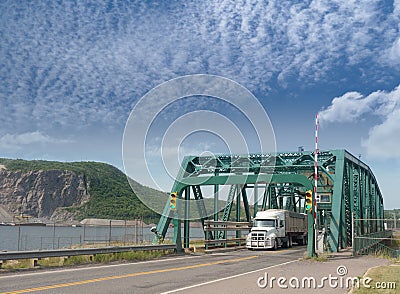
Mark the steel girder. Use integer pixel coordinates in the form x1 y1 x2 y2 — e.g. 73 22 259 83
328 150 384 252
152 150 385 254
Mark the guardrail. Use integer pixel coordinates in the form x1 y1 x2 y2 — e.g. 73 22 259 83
369 241 399 258
0 244 177 261
353 230 393 256
203 220 252 250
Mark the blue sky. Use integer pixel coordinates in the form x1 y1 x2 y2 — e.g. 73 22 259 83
1 1 399 208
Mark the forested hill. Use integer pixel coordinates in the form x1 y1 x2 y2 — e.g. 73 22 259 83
0 158 165 223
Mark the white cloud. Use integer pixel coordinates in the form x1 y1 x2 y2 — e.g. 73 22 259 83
319 85 400 159
318 92 370 123
0 131 72 150
0 1 399 134
362 108 400 159
386 37 400 65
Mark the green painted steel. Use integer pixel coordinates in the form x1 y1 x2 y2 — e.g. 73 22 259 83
236 185 241 238
353 230 393 255
152 150 385 257
269 185 278 209
214 181 219 222
221 185 237 221
327 151 385 252
192 185 213 240
253 184 258 218
241 187 251 222
183 187 190 249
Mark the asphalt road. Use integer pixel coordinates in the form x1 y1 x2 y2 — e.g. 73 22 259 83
0 246 306 294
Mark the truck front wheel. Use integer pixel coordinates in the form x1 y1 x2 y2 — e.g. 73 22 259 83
273 240 278 251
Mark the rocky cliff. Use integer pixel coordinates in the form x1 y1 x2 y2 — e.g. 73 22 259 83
0 159 163 223
0 169 89 221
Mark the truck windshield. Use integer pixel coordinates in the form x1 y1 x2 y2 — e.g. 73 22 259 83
254 219 275 227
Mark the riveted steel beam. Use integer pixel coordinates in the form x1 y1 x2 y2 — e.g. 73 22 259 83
152 150 385 256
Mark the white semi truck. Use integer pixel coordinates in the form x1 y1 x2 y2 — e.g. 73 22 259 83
246 209 308 250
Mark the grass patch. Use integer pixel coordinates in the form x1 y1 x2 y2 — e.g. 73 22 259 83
303 251 330 262
2 259 31 270
370 251 397 260
310 252 329 262
353 265 400 293
189 239 205 246
93 250 164 263
63 255 93 266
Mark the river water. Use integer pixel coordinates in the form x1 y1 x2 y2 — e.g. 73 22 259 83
0 225 206 251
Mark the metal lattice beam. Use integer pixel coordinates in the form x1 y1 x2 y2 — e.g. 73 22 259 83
152 150 385 256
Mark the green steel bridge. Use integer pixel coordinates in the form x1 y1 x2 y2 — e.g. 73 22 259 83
153 149 386 256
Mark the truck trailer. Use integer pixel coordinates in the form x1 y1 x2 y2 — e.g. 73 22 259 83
246 209 307 250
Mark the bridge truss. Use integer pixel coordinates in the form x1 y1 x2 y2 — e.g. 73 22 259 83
153 149 385 255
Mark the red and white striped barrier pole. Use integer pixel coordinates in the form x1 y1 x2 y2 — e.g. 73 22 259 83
314 114 319 252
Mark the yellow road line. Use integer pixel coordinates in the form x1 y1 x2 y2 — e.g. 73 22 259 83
1 255 258 294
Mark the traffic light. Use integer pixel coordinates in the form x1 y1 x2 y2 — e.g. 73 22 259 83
170 192 177 211
305 190 313 212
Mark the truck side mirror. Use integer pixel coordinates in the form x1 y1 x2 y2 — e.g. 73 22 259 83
280 220 284 228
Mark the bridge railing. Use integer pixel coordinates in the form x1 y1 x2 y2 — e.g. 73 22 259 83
203 220 252 250
0 244 177 268
364 241 399 258
353 230 393 256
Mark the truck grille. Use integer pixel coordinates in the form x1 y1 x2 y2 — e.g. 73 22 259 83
250 232 270 247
